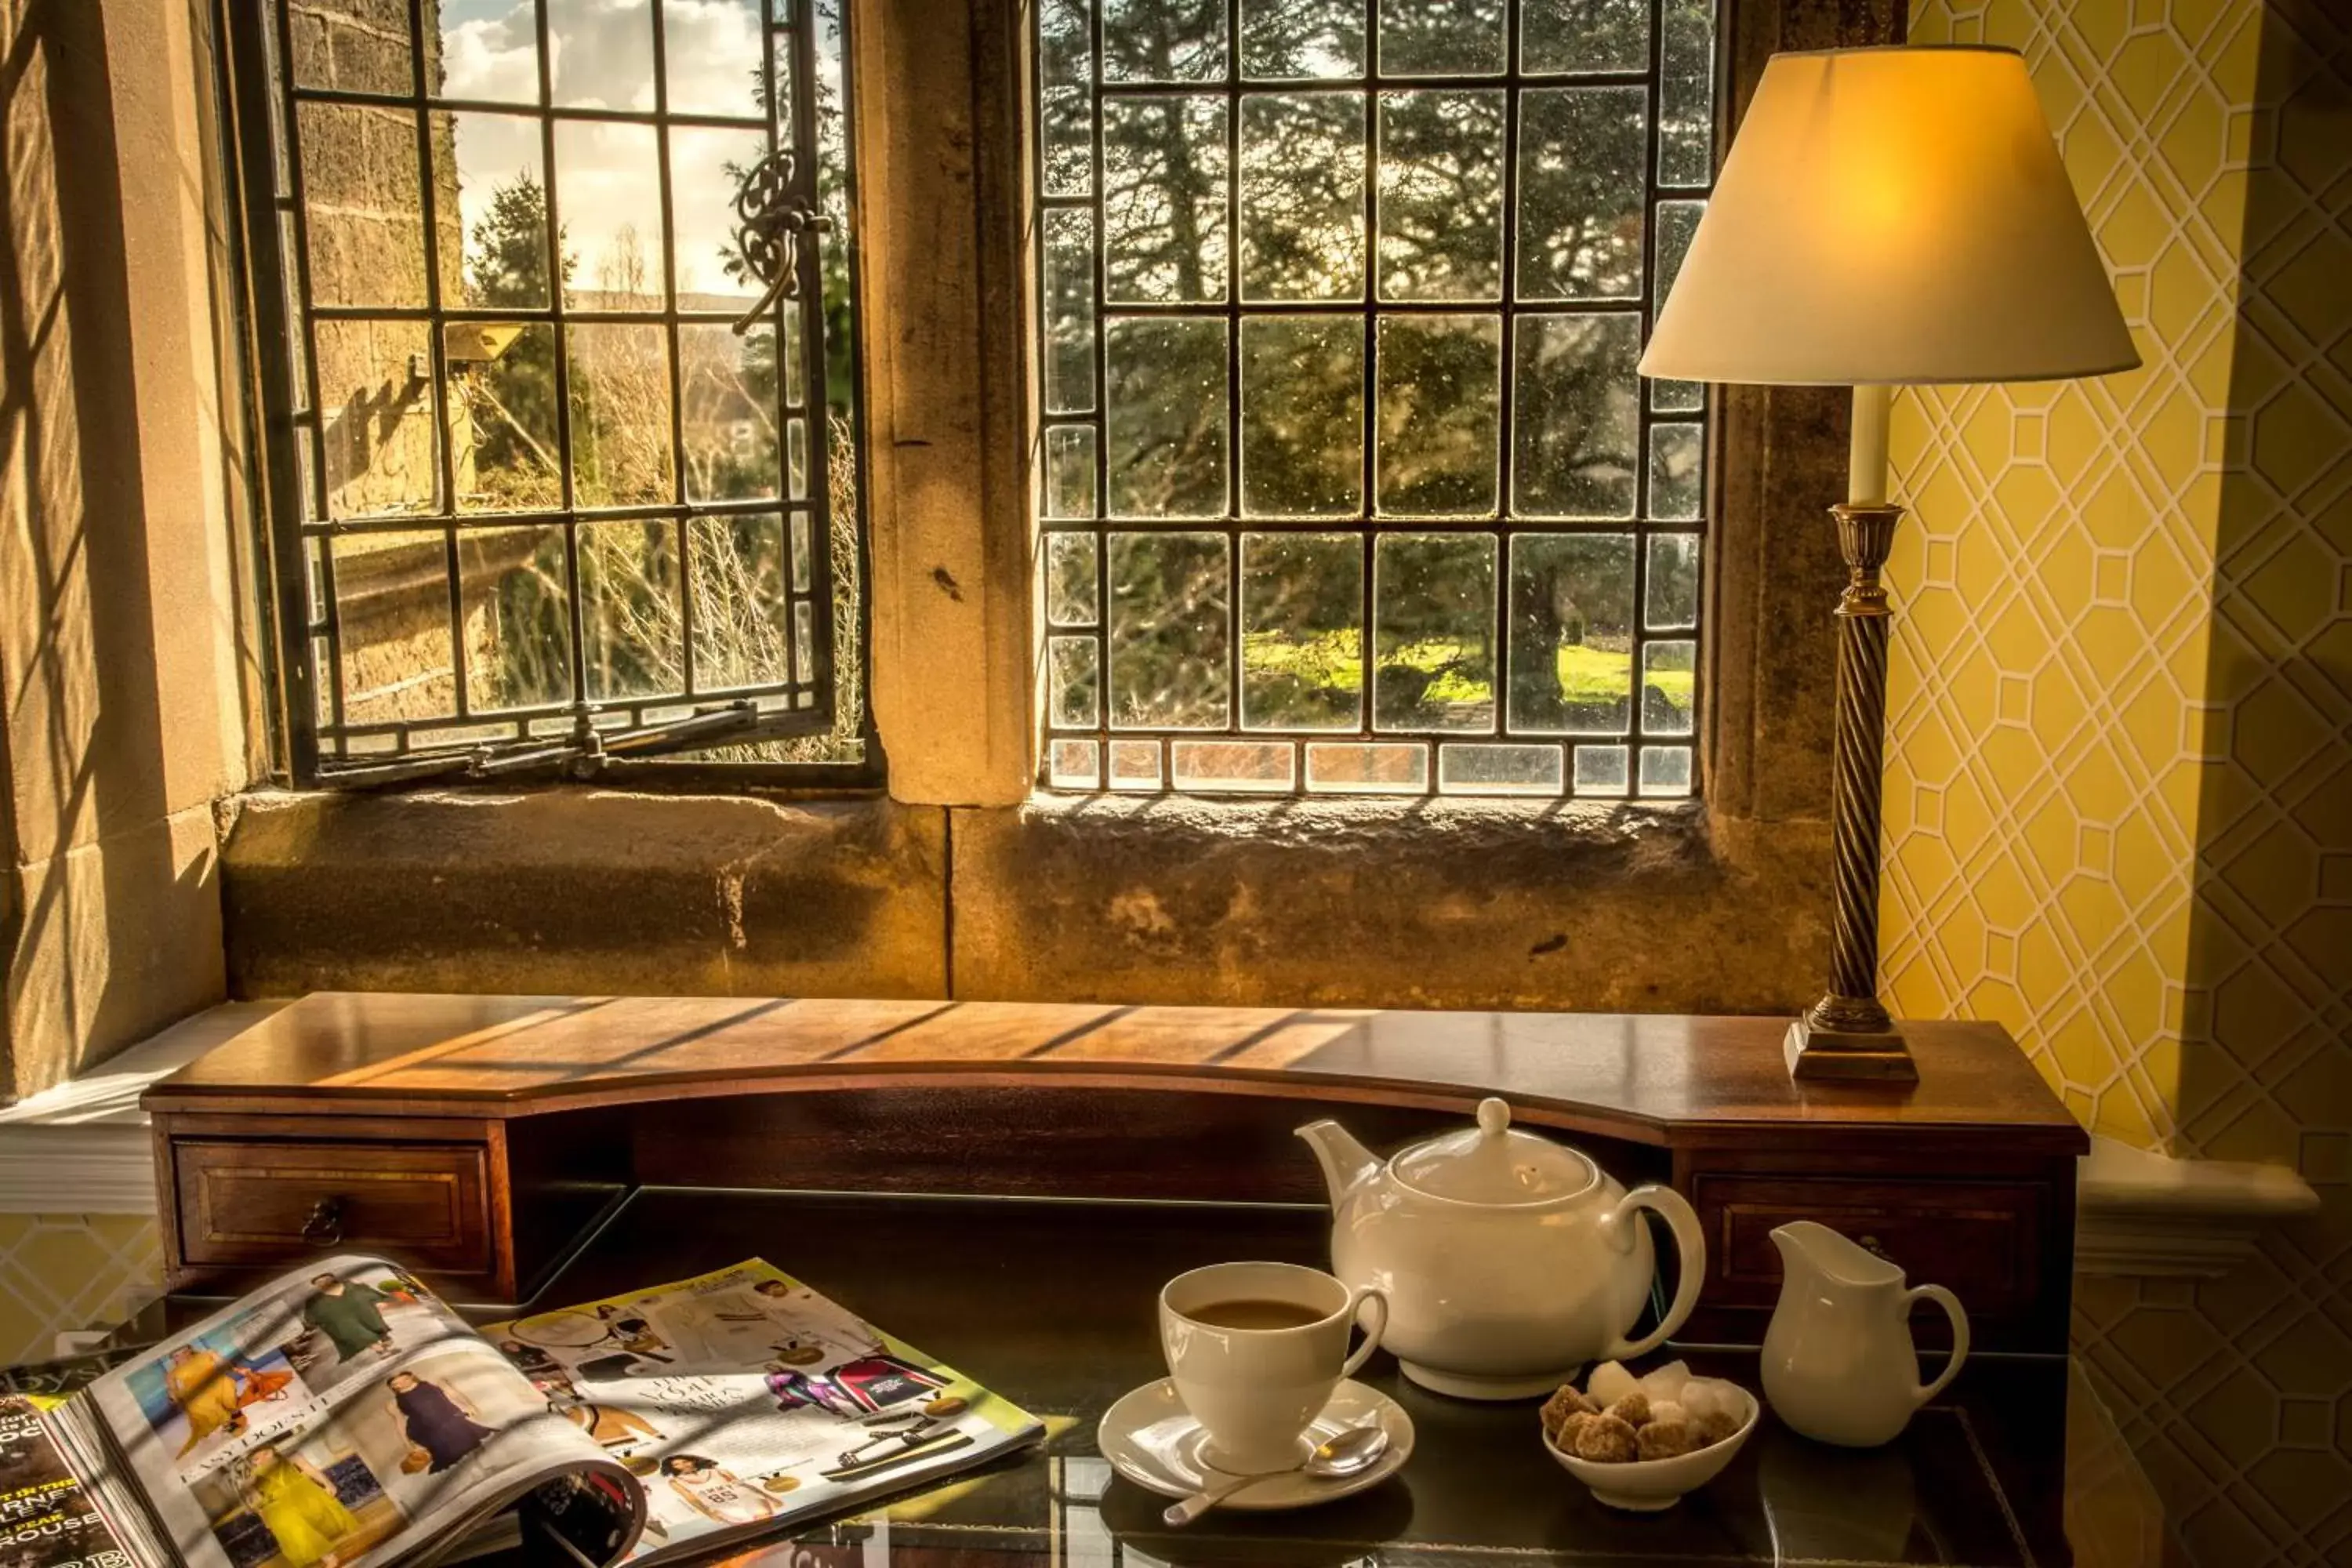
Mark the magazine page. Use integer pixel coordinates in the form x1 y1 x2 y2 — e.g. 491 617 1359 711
78 1258 637 1568
0 1396 134 1568
485 1260 1043 1566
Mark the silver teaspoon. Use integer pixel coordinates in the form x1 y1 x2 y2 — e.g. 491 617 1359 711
1162 1423 1392 1526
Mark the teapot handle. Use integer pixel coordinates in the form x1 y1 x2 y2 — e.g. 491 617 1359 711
1906 1283 1970 1406
1596 1184 1706 1363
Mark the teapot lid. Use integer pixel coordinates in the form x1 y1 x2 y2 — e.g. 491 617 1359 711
1390 1098 1595 1206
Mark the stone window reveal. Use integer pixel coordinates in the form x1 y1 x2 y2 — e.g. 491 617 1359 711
225 0 866 786
1034 0 1720 800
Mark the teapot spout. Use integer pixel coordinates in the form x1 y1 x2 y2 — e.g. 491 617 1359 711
1296 1120 1380 1208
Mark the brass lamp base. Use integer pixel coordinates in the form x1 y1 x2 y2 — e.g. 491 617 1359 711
1794 498 1921 1087
1785 1008 1918 1083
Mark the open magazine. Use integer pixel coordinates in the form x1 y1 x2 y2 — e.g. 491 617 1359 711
25 1256 1041 1568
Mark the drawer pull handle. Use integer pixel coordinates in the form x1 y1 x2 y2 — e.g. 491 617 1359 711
301 1198 344 1247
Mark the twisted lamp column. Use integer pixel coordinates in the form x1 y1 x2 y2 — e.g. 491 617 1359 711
1784 500 1918 1082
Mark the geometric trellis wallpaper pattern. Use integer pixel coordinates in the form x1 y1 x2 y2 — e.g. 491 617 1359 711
0 1213 160 1364
1884 0 2351 1561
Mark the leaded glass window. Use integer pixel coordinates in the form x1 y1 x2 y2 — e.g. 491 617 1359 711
227 0 867 785
1034 0 1719 799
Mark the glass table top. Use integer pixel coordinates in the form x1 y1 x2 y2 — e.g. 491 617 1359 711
481 1188 2078 1568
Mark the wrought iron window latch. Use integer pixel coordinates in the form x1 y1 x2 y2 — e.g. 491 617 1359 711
314 702 771 789
730 147 831 336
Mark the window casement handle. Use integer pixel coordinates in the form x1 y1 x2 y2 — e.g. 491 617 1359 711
730 147 832 336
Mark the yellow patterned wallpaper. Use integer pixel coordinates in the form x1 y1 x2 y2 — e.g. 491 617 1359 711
1885 0 2350 1560
0 1214 160 1364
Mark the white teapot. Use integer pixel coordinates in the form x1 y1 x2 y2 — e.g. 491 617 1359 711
1298 1098 1705 1400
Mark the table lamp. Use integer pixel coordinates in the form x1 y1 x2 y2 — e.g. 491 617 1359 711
1640 45 2139 1083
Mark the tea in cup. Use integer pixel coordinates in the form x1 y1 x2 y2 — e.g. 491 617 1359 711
1159 1261 1388 1474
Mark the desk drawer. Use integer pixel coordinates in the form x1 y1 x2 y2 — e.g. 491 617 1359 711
175 1140 493 1274
1692 1173 2042 1328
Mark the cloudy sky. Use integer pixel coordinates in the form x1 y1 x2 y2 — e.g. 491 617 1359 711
436 0 797 302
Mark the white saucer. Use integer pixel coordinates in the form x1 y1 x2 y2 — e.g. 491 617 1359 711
1096 1377 1413 1512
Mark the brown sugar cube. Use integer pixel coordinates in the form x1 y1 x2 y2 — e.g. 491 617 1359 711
1550 1410 1595 1454
1541 1385 1594 1438
1601 1391 1651 1429
1694 1408 1742 1447
1572 1414 1639 1464
1635 1418 1698 1461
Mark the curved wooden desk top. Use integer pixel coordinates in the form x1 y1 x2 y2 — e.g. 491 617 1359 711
146 992 2083 1152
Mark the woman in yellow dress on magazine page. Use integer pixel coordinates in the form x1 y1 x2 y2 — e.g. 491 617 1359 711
241 1444 361 1568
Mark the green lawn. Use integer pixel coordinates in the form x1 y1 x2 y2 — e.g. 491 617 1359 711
1239 630 1690 721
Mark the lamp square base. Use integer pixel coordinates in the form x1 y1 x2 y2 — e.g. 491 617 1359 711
1784 1018 1920 1083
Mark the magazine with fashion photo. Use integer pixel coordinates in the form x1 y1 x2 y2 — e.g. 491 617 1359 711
17 1252 1040 1568
485 1258 1043 1565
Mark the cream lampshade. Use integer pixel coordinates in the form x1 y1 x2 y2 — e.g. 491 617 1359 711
1640 45 2138 1083
1641 45 2137 390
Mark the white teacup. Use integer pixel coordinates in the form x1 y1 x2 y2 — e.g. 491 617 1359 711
1159 1261 1388 1475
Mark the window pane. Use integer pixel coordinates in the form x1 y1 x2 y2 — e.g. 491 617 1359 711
1044 426 1099 520
1645 533 1700 630
449 321 561 513
1104 96 1229 303
332 531 452 724
1377 315 1501 517
1051 636 1102 727
1109 532 1230 728
315 320 440 519
1379 0 1505 76
292 0 414 94
1515 87 1647 302
1374 533 1496 732
1649 423 1702 521
1306 742 1428 793
688 514 792 690
661 0 764 118
548 0 652 107
459 525 572 711
1439 742 1563 795
577 519 681 700
1243 532 1361 731
1102 0 1228 82
1508 532 1633 735
299 103 428 310
1659 0 1718 187
442 112 549 310
1523 0 1649 74
1640 744 1693 796
567 324 676 507
680 324 782 505
1047 532 1100 626
1105 318 1229 517
1651 201 1705 412
1043 209 1098 413
1039 0 1095 196
1378 92 1505 301
1240 94 1366 302
1641 640 1697 735
554 120 666 311
1242 317 1363 518
1172 739 1294 792
1240 0 1364 79
669 125 768 299
1512 312 1639 519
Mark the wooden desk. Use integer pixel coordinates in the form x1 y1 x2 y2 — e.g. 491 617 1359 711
145 993 2085 1350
